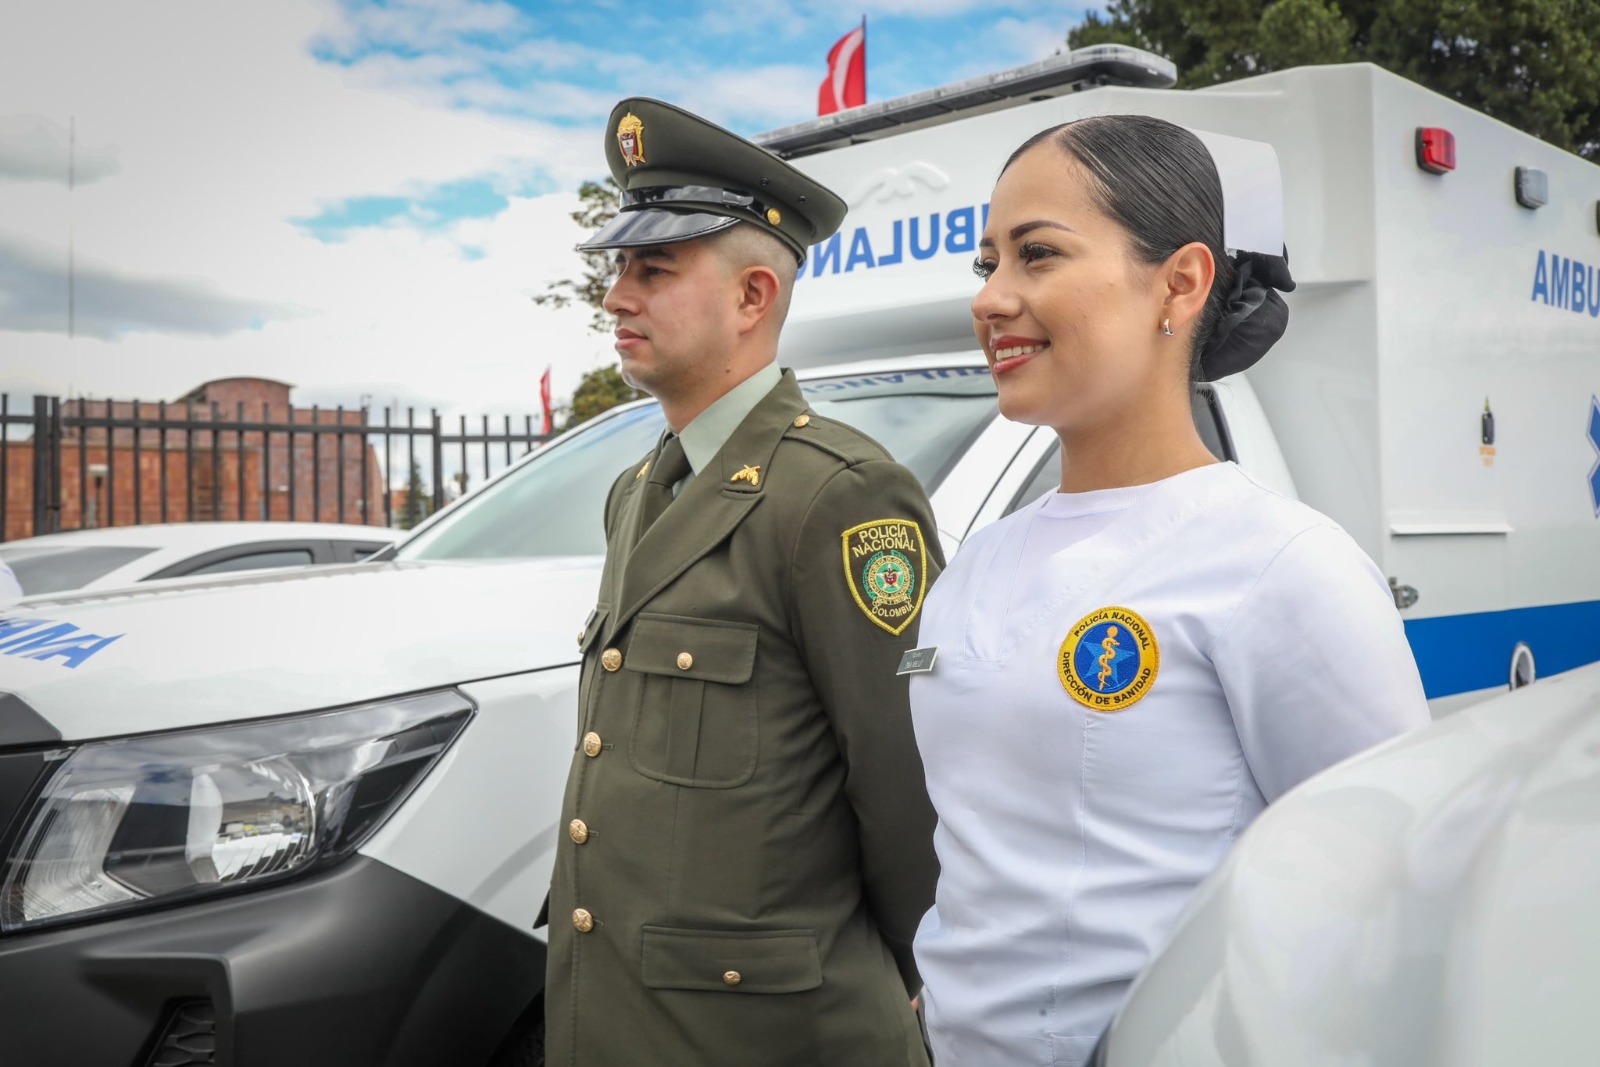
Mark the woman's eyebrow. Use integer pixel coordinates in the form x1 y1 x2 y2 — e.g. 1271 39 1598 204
1010 219 1078 241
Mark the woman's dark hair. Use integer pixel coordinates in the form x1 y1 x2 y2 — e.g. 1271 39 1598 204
1003 115 1291 380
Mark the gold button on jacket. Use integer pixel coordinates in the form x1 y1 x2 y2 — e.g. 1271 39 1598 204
568 818 589 844
582 732 603 758
571 908 593 933
547 371 941 1067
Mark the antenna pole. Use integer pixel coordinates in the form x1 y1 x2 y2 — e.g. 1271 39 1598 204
68 115 75 340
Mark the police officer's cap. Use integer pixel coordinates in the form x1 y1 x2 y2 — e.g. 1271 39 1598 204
578 98 847 263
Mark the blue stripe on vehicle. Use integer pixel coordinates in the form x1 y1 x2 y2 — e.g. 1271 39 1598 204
1404 599 1600 699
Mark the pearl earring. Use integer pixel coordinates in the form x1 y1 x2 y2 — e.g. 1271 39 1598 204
1161 319 1173 336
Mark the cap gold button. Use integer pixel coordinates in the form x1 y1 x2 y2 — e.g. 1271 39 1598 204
582 732 603 758
723 970 742 986
676 651 694 670
569 818 590 845
793 414 810 428
601 648 623 672
572 908 594 933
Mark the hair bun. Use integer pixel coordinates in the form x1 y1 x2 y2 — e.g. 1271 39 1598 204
1198 248 1296 381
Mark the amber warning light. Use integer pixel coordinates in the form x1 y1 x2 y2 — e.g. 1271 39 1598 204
1416 127 1456 174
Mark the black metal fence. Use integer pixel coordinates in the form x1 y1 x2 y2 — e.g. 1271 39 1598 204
0 394 550 542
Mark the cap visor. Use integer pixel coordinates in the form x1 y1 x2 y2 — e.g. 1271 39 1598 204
576 208 739 252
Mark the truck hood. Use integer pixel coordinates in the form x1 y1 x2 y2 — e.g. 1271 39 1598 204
1107 662 1600 1065
0 557 602 742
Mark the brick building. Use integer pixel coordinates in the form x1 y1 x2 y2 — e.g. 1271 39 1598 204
3 377 387 541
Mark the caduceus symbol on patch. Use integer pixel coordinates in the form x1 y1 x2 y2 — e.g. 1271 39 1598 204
1097 625 1121 690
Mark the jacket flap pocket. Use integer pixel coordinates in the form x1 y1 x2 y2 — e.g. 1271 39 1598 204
627 614 757 684
641 926 821 994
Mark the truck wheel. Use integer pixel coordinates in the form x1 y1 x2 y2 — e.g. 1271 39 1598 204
486 997 545 1067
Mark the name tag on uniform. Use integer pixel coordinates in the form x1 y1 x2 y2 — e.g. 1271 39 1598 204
896 647 938 675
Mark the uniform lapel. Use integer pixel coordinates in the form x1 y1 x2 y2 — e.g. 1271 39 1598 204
609 371 808 640
597 457 652 634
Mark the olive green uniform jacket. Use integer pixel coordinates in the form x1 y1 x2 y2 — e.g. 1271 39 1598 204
545 371 942 1066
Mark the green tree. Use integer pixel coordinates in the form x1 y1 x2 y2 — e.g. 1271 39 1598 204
535 178 645 429
532 178 623 333
564 365 644 431
1069 0 1600 158
400 460 432 530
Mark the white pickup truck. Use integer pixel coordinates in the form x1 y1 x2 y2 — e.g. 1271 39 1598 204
1 49 1596 1067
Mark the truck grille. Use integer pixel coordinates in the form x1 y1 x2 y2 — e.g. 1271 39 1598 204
145 1001 216 1067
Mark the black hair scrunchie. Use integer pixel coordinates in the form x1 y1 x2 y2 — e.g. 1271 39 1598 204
1197 248 1296 382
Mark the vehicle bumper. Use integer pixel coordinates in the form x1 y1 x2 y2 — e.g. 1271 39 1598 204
0 855 545 1067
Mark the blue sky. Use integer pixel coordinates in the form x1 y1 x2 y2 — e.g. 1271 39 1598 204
0 0 1100 424
297 0 1099 238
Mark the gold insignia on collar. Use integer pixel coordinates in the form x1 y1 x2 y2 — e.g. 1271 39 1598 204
617 112 646 167
730 465 761 487
636 461 650 480
766 207 782 226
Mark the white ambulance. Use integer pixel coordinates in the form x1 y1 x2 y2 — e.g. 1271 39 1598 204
0 47 1594 1066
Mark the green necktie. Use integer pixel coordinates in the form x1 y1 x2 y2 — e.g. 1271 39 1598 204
638 434 691 535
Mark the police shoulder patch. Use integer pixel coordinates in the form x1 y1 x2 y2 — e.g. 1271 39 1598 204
840 518 928 635
1058 606 1160 712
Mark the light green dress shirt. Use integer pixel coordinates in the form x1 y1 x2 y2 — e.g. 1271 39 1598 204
672 361 783 492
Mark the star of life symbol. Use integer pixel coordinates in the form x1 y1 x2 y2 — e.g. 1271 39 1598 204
1588 395 1600 518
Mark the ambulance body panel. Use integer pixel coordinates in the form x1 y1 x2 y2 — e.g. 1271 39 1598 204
778 62 1600 707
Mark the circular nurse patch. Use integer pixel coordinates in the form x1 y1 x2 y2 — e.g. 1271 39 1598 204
1058 606 1160 712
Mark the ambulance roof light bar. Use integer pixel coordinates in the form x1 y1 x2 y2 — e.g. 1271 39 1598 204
756 45 1179 159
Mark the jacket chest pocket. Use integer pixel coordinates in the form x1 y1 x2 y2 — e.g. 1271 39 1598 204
625 613 760 788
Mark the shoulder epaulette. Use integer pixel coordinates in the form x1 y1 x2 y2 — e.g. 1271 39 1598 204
781 412 891 467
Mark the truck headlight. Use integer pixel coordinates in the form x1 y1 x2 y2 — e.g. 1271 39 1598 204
1 689 472 933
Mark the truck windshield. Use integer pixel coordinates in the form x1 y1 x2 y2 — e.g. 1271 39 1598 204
398 365 996 562
0 545 157 596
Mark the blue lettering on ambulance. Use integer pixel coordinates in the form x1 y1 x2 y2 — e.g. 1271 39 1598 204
1552 255 1571 309
877 220 904 267
1530 250 1600 318
811 232 842 276
0 622 80 653
798 205 992 279
845 228 876 271
909 214 940 260
0 617 124 668
944 207 976 254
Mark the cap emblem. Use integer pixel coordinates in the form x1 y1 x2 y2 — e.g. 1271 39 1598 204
617 112 646 168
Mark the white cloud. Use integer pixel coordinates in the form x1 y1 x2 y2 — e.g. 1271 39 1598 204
0 0 614 421
991 16 1078 62
0 116 120 184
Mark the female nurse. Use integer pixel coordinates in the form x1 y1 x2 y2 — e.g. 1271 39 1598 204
908 114 1430 1067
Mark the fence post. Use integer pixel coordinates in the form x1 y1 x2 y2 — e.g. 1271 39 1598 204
31 396 52 535
430 411 445 514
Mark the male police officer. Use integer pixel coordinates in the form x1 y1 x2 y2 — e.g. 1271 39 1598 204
544 98 941 1066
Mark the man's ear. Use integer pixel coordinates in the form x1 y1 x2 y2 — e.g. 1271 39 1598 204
1162 242 1215 329
735 265 781 333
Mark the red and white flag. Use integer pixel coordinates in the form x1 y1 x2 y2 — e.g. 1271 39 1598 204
818 21 866 116
539 367 553 435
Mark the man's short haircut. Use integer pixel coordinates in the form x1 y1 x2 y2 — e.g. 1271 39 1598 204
710 222 799 330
